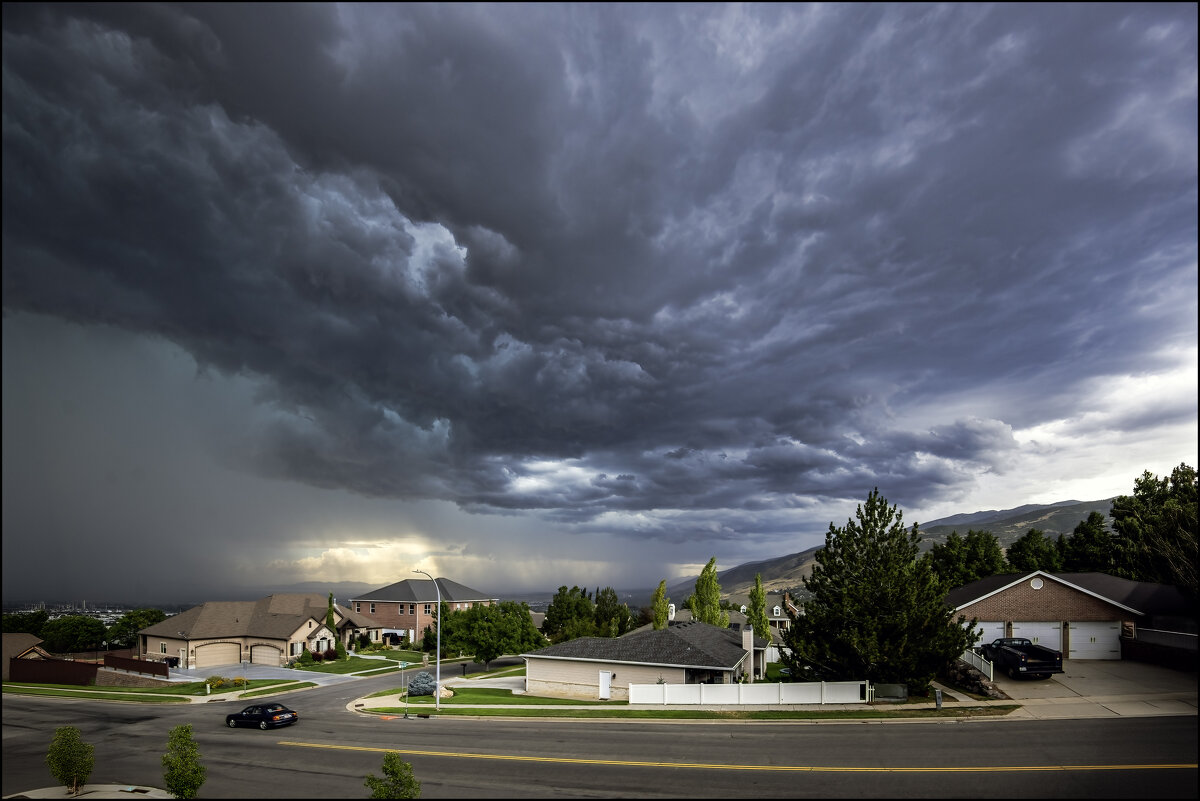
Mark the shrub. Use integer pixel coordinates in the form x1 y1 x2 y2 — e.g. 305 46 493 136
364 751 421 798
46 726 94 795
311 650 324 662
335 641 347 660
324 647 338 661
204 676 226 689
357 633 372 650
298 649 314 665
162 724 206 799
407 671 437 697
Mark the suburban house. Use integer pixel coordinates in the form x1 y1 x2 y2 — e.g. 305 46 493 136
138 593 381 670
946 570 1195 661
350 577 497 645
2 633 52 681
522 621 767 701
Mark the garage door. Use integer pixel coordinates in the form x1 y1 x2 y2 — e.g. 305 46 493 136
1012 622 1061 651
195 643 241 669
1069 622 1121 660
251 645 281 666
974 621 1005 647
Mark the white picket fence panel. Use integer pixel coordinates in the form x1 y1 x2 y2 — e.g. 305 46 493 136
960 649 993 681
628 680 870 706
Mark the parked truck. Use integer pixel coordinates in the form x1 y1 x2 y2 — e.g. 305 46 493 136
980 637 1063 679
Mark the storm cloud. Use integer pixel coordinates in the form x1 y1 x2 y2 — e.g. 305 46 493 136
3 4 1195 601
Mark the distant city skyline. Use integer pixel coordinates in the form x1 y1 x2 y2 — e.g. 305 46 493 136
3 4 1196 603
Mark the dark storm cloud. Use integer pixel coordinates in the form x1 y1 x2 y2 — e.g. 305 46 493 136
3 2 1196 554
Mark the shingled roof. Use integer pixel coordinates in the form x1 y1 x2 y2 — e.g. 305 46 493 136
944 571 1193 617
140 593 378 640
351 578 496 603
523 621 757 670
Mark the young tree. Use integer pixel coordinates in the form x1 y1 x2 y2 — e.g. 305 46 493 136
542 586 596 643
747 573 770 642
364 751 421 798
106 608 167 648
46 726 94 795
1006 528 1063 573
650 580 670 630
162 724 206 799
780 488 976 694
686 557 729 627
1110 463 1198 596
1059 511 1115 573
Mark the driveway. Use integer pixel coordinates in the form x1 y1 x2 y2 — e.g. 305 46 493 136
988 659 1197 718
166 662 360 686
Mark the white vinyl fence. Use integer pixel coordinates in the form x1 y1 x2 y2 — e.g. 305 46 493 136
961 649 993 680
628 680 871 706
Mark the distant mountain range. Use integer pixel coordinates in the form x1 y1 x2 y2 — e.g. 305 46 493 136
659 497 1117 605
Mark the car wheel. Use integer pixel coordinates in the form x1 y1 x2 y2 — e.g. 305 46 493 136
1007 667 1016 679
259 721 268 730
227 720 237 728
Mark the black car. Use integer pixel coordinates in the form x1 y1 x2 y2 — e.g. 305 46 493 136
225 703 299 730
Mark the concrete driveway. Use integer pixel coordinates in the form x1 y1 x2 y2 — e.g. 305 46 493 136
987 659 1197 719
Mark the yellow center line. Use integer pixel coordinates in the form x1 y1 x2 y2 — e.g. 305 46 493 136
277 741 1195 773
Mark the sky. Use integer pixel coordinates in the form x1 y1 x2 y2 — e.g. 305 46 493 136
3 3 1196 605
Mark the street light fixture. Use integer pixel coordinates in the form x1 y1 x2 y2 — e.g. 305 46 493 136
413 569 441 711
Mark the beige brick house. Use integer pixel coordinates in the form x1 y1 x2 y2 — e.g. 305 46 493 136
138 593 381 670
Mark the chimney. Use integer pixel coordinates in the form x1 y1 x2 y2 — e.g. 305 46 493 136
742 627 755 679
667 603 675 622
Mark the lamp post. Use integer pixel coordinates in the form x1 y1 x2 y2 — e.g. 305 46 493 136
413 569 441 711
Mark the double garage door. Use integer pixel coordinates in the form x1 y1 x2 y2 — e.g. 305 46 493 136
981 621 1120 660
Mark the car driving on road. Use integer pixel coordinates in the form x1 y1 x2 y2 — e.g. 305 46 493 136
225 703 299 730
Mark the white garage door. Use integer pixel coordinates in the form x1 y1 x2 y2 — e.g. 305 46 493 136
1069 622 1121 660
1012 622 1061 651
195 643 241 669
251 645 281 666
974 621 1005 648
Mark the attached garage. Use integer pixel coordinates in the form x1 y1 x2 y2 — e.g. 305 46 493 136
195 643 241 669
1012 621 1062 651
251 644 281 666
1068 621 1121 660
974 621 1005 644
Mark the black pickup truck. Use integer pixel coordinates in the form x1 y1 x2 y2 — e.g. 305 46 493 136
980 637 1063 679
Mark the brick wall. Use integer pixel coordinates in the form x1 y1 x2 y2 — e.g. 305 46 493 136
963 577 1130 622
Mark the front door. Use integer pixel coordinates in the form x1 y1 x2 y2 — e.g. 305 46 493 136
599 670 612 700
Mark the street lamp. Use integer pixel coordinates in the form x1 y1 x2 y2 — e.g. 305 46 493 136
413 569 441 711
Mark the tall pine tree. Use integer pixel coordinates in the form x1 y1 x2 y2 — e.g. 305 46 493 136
780 488 976 694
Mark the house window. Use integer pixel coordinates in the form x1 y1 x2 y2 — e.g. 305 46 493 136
409 604 415 614
773 606 781 616
370 603 376 615
424 603 431 615
355 602 361 613
308 621 313 629
160 643 167 654
291 642 303 656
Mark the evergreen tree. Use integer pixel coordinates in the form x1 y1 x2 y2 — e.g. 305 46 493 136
46 726 94 795
1006 528 1062 573
650 580 670 630
747 574 770 641
1110 463 1198 596
923 530 1008 589
1059 511 1115 573
780 488 976 694
364 751 421 798
162 724 206 799
687 557 729 627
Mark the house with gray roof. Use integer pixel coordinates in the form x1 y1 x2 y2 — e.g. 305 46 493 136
522 621 767 701
138 593 381 670
350 577 497 645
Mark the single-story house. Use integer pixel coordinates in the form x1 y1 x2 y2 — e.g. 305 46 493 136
522 621 767 701
350 577 497 645
138 593 382 670
3 633 53 681
945 570 1194 660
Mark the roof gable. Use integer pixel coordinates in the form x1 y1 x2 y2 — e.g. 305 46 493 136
523 622 751 670
351 578 495 603
945 571 1145 615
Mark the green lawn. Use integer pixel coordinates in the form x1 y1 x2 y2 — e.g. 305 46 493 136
2 678 313 701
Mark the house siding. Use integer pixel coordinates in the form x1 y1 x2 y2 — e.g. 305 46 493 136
525 658 686 701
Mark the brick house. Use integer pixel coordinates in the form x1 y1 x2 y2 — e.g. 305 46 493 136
945 570 1193 661
350 577 497 645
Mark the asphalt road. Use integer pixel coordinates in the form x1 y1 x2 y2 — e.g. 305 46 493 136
3 668 1196 799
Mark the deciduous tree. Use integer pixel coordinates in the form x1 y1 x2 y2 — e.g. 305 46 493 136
923 530 1009 588
46 726 93 795
162 724 206 799
593 587 633 637
542 586 596 643
105 608 166 648
445 601 544 667
1059 511 1115 573
650 580 670 630
365 751 421 798
747 574 770 641
780 488 976 694
1110 463 1198 596
40 616 106 653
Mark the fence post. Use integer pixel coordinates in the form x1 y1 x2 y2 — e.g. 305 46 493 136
820 681 826 704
